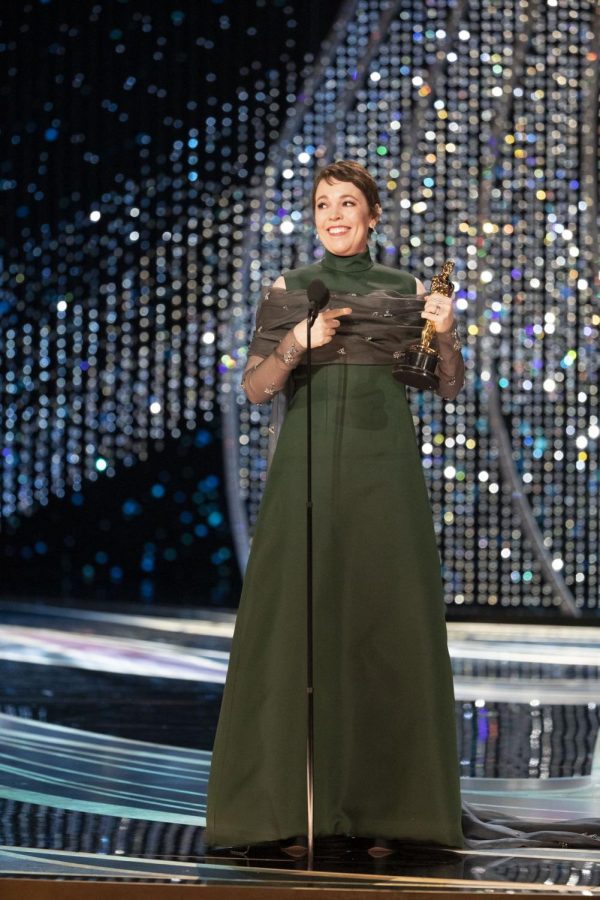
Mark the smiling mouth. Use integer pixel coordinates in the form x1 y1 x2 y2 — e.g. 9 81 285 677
327 226 350 235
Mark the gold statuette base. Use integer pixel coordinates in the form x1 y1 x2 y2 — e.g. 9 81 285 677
392 342 440 390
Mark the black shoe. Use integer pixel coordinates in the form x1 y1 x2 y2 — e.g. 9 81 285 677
368 837 395 858
281 835 308 858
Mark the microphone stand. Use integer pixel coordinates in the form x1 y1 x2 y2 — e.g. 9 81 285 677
305 301 318 870
302 279 328 869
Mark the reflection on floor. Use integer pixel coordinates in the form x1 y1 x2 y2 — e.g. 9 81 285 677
1 600 600 892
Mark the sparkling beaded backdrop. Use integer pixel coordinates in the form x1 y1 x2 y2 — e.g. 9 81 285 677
1 0 598 613
0 0 339 603
222 0 599 616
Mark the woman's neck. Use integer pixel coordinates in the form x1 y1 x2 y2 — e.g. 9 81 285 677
321 247 373 272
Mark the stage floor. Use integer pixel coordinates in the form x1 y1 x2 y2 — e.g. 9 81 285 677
1 599 600 894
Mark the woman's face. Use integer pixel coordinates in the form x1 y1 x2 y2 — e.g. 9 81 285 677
313 178 379 256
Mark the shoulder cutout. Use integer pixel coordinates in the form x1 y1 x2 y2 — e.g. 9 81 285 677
272 275 286 288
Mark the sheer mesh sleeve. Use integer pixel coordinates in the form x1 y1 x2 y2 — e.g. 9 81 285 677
241 287 465 402
241 327 305 404
435 326 465 401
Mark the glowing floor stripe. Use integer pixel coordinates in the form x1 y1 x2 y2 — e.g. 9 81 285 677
461 784 600 820
0 713 205 758
0 625 229 682
454 678 600 703
448 623 600 645
0 714 207 825
450 642 600 667
0 600 237 638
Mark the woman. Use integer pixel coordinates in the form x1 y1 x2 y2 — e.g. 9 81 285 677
205 160 465 855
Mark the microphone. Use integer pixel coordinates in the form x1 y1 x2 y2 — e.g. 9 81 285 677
307 279 330 324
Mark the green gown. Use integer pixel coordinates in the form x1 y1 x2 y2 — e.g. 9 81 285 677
205 249 463 849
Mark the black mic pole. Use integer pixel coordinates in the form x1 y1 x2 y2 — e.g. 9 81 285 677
304 279 328 869
305 299 315 869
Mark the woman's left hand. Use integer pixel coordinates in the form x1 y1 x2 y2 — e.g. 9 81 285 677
421 291 455 333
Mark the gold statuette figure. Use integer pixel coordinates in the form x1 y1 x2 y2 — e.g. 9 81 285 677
392 259 455 390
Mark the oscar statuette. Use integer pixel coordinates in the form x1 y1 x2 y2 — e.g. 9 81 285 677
392 259 455 390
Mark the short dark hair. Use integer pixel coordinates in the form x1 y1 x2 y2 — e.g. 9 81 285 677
311 160 381 216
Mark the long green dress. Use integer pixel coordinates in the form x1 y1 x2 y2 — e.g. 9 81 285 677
205 249 463 849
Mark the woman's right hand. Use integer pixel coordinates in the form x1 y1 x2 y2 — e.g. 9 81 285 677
292 307 352 349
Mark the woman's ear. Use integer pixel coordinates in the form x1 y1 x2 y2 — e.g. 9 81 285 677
370 204 382 230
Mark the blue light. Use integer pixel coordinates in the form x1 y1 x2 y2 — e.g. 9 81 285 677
211 547 232 564
140 579 154 600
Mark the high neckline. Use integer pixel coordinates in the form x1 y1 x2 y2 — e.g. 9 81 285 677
321 248 373 273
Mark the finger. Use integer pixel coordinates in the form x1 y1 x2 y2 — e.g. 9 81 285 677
425 303 451 318
325 307 352 317
422 310 454 328
424 295 449 307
